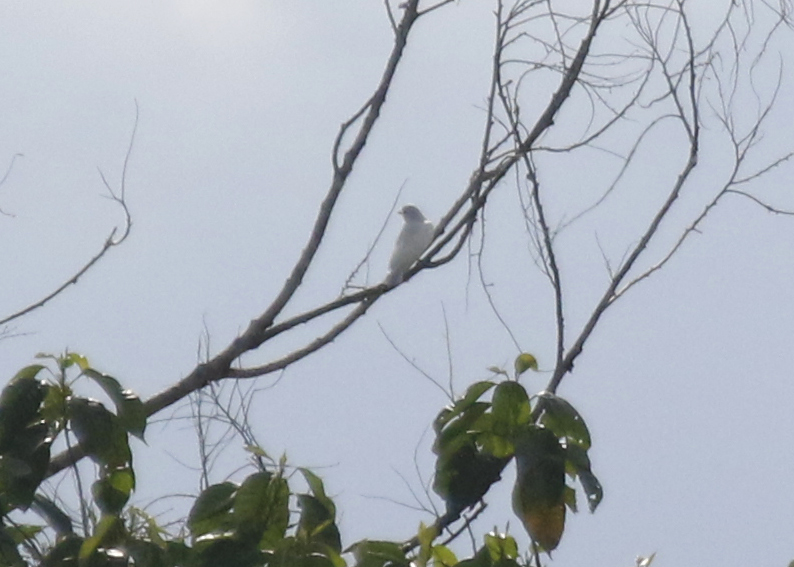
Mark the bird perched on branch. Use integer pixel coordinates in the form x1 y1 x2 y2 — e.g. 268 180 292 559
386 204 434 285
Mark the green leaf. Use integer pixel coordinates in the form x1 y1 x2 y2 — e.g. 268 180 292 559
484 531 519 560
297 494 341 552
164 541 192 565
433 440 509 516
565 445 603 512
61 352 90 371
1 522 43 545
0 371 46 452
490 381 531 435
433 383 513 515
416 522 438 566
233 471 290 547
563 484 578 513
127 540 167 567
11 364 47 382
188 482 236 538
82 369 146 440
514 353 538 376
434 403 490 454
244 444 271 460
32 494 74 535
79 514 125 562
0 421 53 508
92 467 135 515
0 524 26 567
537 392 591 450
455 541 521 567
512 426 567 552
487 366 509 378
192 536 261 567
41 535 83 566
432 544 458 566
300 468 335 515
349 540 410 567
41 382 70 429
127 506 168 547
68 398 132 467
433 381 495 433
475 431 513 459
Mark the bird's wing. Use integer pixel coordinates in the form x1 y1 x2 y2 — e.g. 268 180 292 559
388 221 434 277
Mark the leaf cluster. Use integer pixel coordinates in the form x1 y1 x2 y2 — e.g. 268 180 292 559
432 355 602 552
0 352 603 566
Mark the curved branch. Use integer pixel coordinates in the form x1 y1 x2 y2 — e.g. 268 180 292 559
46 0 440 479
1 107 137 327
0 152 23 217
547 1 701 392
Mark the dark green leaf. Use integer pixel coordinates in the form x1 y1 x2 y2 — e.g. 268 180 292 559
512 426 567 552
433 381 495 433
537 392 591 449
563 484 578 513
187 482 236 538
164 541 192 565
434 440 509 516
1 522 43 545
0 372 46 452
32 494 74 535
80 515 125 561
456 543 518 567
297 494 341 552
41 535 83 566
233 471 290 548
11 364 46 383
300 468 336 516
41 382 70 429
349 540 410 567
127 540 167 567
0 524 26 567
0 421 53 508
434 402 490 454
564 444 603 512
68 398 131 467
92 467 135 515
82 369 147 440
193 536 261 567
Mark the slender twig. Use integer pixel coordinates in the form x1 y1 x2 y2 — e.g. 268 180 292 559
378 321 452 399
0 107 137 326
0 152 22 217
547 0 701 392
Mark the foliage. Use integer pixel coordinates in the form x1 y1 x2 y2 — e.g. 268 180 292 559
0 353 602 566
432 357 602 553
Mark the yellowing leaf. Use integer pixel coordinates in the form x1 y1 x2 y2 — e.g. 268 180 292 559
512 427 567 552
514 353 538 376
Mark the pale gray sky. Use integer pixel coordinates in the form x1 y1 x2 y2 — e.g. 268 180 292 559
2 1 793 566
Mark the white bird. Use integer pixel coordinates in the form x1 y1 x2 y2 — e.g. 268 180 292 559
386 204 435 285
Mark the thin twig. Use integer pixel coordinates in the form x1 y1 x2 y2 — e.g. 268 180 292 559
1 106 137 327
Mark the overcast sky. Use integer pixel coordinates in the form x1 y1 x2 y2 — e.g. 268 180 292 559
2 1 794 566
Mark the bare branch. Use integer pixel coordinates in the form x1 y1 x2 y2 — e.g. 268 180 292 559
1 107 137 327
377 321 452 400
547 0 701 392
384 0 398 34
0 152 22 217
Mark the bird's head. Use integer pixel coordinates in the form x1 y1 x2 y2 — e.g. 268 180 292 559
400 204 425 222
